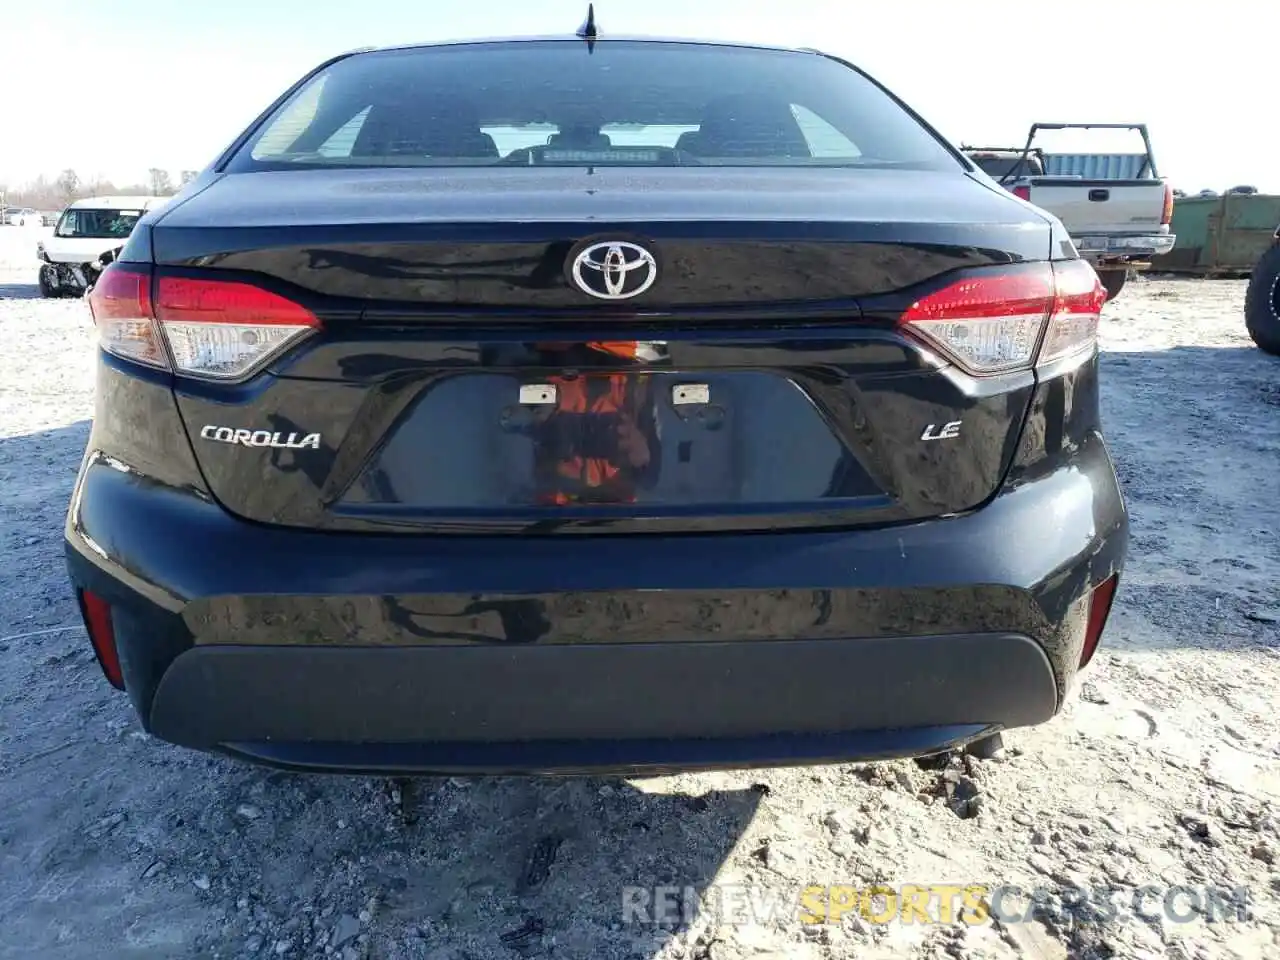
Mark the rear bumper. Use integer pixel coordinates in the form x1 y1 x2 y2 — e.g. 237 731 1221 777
153 634 1052 774
65 429 1126 774
1077 233 1176 260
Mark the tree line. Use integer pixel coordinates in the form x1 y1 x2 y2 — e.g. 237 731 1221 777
0 168 201 211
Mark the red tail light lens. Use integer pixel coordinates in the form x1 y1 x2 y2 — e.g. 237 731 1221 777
1041 260 1106 365
155 276 320 379
1012 185 1032 202
88 265 321 380
87 265 168 370
1161 181 1174 225
900 260 1105 376
78 588 124 690
1079 574 1119 668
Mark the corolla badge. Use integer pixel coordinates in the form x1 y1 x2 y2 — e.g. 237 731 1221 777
200 425 321 449
570 241 658 300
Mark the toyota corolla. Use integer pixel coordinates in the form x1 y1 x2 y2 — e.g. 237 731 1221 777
64 25 1127 774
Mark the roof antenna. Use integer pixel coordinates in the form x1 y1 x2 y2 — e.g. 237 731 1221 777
577 3 598 51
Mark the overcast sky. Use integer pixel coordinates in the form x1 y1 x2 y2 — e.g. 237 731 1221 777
1 0 1272 193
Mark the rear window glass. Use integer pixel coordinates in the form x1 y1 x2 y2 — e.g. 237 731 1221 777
968 154 1045 178
55 209 142 239
231 40 958 171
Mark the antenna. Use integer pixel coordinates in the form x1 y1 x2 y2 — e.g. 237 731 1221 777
577 3 599 50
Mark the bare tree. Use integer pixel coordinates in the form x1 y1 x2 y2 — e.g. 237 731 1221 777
57 169 81 203
2 175 62 210
179 170 199 186
148 168 174 196
83 176 117 198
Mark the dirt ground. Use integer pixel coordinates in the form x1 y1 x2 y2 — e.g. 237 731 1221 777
1 228 1277 960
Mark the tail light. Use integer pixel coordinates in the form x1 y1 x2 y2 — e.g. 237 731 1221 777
87 267 167 370
155 276 320 379
1079 574 1119 668
88 264 320 380
901 259 1105 375
1012 185 1032 202
1161 181 1174 225
77 588 124 690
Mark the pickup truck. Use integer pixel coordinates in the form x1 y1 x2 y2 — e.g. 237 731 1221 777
964 123 1175 301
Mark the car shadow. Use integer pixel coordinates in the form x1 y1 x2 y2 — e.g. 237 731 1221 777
0 421 90 530
198 764 767 956
1 423 765 960
0 280 41 300
1097 342 1280 656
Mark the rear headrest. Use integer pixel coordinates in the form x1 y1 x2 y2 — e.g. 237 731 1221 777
675 130 704 154
686 97 810 158
548 130 613 150
353 100 498 158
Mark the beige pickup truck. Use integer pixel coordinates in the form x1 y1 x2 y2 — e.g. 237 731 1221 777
964 124 1175 301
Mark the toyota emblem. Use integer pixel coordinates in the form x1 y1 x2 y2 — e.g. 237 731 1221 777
570 241 658 301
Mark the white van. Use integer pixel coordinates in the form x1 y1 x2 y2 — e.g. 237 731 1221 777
36 195 169 297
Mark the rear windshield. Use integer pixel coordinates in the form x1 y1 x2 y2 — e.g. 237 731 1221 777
230 40 959 171
54 208 143 239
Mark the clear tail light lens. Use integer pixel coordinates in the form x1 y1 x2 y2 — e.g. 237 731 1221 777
901 268 1054 374
900 260 1105 376
87 266 168 370
86 265 320 380
155 276 319 379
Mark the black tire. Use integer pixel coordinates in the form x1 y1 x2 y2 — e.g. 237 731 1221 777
1245 243 1280 356
1099 269 1128 302
37 264 59 298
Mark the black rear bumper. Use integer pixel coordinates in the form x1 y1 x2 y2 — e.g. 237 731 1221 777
150 633 1053 774
65 417 1126 774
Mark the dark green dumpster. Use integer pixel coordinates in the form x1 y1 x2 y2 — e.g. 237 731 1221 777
1162 194 1280 276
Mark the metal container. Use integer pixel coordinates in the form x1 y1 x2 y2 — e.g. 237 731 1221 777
1162 194 1280 275
1042 154 1151 180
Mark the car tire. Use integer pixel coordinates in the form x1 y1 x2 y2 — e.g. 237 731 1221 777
1244 244 1280 356
37 264 60 298
1099 269 1127 302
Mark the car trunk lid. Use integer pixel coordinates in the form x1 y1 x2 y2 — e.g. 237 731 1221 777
153 168 1052 535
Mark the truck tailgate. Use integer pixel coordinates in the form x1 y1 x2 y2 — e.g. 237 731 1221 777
1027 179 1166 235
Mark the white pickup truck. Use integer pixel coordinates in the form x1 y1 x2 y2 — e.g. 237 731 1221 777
964 124 1175 301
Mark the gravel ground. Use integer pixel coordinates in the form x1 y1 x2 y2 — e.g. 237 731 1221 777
1 226 1278 960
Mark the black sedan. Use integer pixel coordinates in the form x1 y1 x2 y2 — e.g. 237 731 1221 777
64 27 1127 775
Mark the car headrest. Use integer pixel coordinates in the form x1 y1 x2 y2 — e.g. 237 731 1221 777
687 97 810 158
548 130 613 150
353 102 498 159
